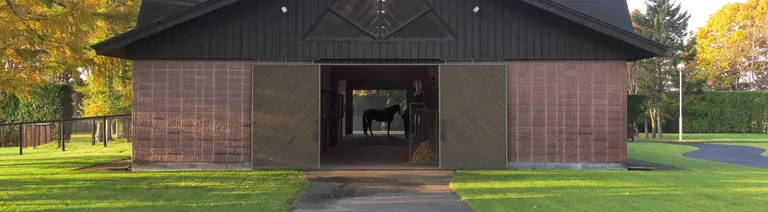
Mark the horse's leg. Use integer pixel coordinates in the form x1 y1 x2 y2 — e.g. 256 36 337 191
404 119 409 138
367 120 373 136
369 121 375 136
387 121 392 137
362 116 368 137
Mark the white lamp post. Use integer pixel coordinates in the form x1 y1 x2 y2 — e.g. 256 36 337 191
677 63 685 141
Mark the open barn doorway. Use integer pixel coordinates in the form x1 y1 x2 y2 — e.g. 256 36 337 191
319 66 439 169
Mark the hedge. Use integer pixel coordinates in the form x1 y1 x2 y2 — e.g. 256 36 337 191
684 91 768 133
627 95 646 140
0 83 74 147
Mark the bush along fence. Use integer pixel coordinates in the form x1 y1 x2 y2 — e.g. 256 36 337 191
0 114 131 155
0 83 74 147
684 91 768 133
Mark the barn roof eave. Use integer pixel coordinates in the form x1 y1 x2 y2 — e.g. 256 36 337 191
91 0 241 59
522 0 667 59
92 0 666 60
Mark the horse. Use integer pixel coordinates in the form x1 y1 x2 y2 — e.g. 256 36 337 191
362 105 401 137
401 108 410 138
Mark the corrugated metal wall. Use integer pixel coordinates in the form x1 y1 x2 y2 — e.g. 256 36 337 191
128 0 637 60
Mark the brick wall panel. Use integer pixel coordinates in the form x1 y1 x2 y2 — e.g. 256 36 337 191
508 61 627 164
133 60 252 163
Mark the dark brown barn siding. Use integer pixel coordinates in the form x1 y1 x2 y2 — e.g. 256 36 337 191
507 61 627 164
251 65 320 168
132 60 252 164
127 0 637 60
440 65 508 169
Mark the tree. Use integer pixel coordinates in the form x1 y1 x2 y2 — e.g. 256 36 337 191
1 0 138 112
1 0 138 143
695 0 768 90
631 0 691 138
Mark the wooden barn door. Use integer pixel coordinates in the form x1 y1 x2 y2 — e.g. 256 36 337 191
252 64 320 169
439 65 507 169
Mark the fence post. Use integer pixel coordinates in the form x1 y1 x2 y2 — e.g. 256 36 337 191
102 117 107 147
19 125 23 155
57 123 62 148
91 120 96 145
60 120 66 152
126 119 132 143
32 125 37 148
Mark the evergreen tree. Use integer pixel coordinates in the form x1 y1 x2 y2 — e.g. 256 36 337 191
631 0 691 138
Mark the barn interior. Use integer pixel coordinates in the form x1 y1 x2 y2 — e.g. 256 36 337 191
319 65 439 169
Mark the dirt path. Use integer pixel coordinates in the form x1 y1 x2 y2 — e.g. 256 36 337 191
291 170 473 212
77 159 131 172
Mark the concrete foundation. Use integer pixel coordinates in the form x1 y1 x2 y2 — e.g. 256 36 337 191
132 162 252 171
508 162 627 170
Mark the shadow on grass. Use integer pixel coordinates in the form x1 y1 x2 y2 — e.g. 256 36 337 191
0 140 306 212
452 169 768 212
0 170 305 211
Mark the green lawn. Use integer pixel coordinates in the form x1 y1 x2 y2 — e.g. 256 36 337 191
636 133 768 142
0 135 306 211
452 142 768 212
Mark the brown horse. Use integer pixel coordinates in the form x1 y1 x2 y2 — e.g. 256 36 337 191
362 105 401 137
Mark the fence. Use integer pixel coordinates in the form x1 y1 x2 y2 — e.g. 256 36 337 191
0 114 131 155
20 124 54 148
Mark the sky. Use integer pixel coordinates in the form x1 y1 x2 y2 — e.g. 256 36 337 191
625 0 747 33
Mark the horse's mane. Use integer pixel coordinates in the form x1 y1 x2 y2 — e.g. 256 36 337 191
385 105 401 111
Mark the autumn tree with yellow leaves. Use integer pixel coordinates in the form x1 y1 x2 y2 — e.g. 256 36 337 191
1 0 139 117
695 0 768 90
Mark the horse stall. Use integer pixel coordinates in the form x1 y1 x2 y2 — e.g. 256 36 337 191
407 103 439 166
318 65 439 169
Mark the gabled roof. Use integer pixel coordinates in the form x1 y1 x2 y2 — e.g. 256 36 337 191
92 0 666 59
92 0 238 57
136 0 208 27
550 0 635 32
522 0 666 56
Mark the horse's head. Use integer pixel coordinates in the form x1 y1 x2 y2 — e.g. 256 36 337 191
388 105 402 114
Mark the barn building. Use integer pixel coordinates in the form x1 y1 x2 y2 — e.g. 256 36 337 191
93 0 664 170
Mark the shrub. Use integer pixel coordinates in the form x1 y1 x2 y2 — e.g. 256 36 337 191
684 91 768 133
0 83 74 146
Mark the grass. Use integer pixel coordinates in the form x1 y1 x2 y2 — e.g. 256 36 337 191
636 133 768 142
0 135 306 211
452 142 768 212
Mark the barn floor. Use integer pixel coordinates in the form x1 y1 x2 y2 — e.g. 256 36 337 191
291 170 471 212
321 133 435 169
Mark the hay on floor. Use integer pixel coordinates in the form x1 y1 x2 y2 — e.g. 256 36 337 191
409 140 438 165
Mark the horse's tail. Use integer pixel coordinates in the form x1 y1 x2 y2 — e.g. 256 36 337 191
362 112 368 133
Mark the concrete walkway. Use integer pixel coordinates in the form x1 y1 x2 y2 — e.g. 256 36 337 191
678 143 768 169
291 170 473 212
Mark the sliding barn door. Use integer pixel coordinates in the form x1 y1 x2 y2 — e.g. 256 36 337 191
439 65 507 169
252 64 320 169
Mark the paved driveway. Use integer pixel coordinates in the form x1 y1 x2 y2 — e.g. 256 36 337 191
291 170 473 212
678 143 768 169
